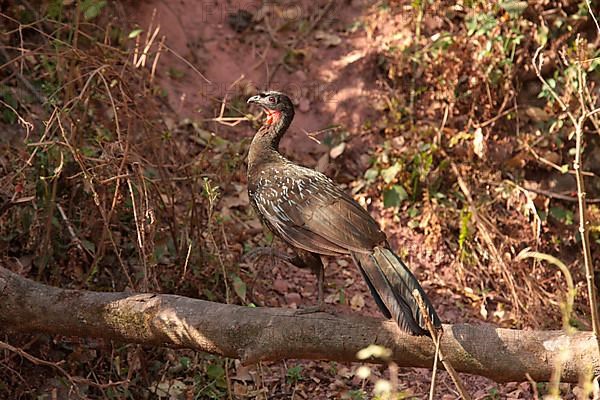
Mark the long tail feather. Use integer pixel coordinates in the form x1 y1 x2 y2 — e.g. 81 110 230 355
352 246 441 336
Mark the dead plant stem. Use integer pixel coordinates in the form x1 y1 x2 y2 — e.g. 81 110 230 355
574 42 600 344
409 1 424 126
533 41 600 352
574 114 600 338
450 161 523 314
0 340 128 390
127 177 149 291
412 290 472 400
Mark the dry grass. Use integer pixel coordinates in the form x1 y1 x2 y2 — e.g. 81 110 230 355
364 0 600 332
1 0 599 398
0 4 251 397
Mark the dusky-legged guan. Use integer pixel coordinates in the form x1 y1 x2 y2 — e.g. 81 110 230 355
246 91 441 335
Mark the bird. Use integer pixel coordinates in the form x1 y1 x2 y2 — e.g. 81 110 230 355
246 90 441 335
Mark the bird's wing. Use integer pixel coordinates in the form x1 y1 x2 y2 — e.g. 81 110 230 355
250 163 386 255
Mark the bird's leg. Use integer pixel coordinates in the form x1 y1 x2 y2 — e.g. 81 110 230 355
293 253 335 315
249 247 333 314
316 255 326 306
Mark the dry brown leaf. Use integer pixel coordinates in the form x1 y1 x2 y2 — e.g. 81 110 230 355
232 363 253 382
480 302 488 320
316 152 329 173
314 30 342 46
524 106 551 122
330 142 346 159
350 294 365 310
473 127 487 159
324 293 338 304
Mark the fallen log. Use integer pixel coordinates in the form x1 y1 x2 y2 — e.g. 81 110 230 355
0 266 598 383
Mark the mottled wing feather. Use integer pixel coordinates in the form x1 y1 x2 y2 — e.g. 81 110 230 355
306 196 385 251
249 162 386 254
253 199 344 255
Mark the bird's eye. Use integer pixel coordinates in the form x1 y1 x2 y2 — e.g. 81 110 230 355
268 96 276 103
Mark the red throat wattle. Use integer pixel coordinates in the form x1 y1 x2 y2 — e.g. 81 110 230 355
265 110 281 125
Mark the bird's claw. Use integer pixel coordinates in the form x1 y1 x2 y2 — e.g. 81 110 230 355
293 304 337 316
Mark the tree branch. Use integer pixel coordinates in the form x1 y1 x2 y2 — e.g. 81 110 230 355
0 266 598 383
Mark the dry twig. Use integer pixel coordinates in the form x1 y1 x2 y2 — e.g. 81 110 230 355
0 339 128 390
412 290 472 400
450 161 523 315
533 42 600 349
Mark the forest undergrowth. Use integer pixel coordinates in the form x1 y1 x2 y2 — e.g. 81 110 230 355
1 1 600 398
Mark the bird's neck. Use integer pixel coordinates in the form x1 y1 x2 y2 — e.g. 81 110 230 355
248 108 294 171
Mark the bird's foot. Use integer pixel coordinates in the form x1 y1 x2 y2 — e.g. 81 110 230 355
293 303 337 316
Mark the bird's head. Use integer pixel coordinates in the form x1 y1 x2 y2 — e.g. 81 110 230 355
247 91 294 125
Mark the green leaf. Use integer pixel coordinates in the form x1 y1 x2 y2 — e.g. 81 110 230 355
407 206 419 218
536 25 549 47
232 275 247 302
338 288 345 305
465 13 497 36
82 0 107 20
206 364 225 380
407 219 420 229
549 206 574 225
381 162 401 184
128 29 143 39
81 239 96 253
458 209 472 251
383 185 408 208
364 168 379 182
286 365 303 384
179 356 190 369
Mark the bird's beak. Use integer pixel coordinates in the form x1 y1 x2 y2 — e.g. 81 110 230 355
247 95 261 104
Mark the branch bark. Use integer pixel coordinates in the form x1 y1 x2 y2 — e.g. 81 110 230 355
0 266 598 383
